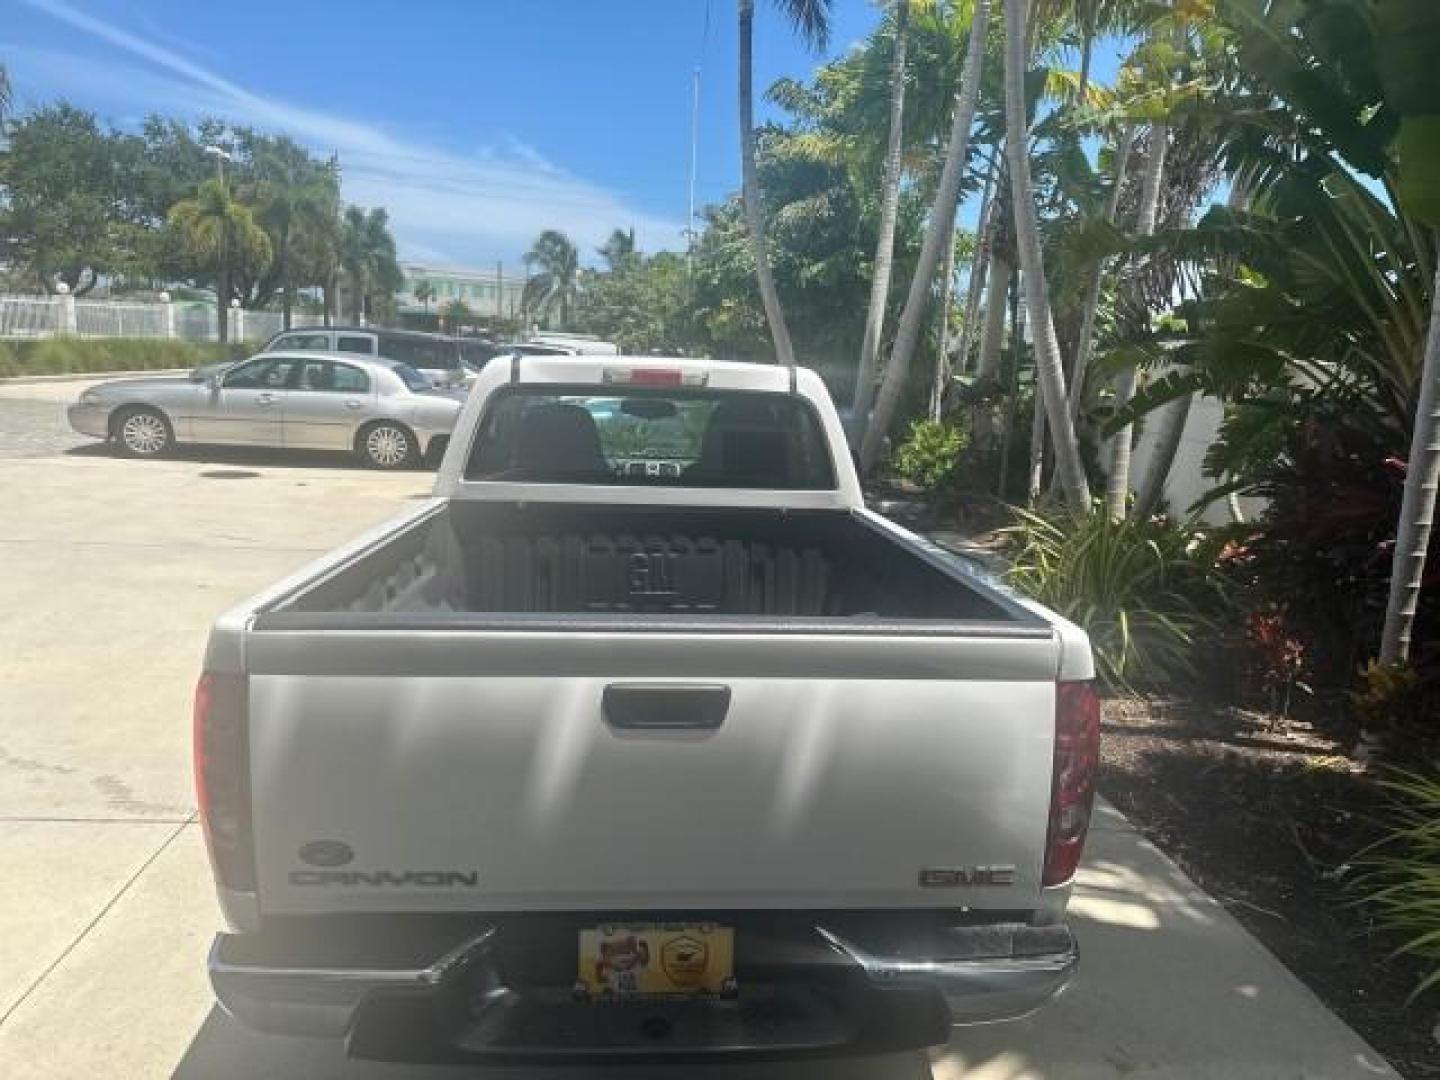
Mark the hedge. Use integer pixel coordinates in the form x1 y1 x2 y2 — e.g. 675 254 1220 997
0 338 249 379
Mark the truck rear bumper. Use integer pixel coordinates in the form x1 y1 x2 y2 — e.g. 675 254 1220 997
209 916 1075 1061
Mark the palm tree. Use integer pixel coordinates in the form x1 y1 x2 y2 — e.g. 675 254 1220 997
523 229 581 328
1001 0 1089 509
860 0 994 472
1068 124 1134 421
0 62 11 125
340 206 401 324
168 179 272 343
599 227 638 272
852 0 911 428
1103 122 1170 519
441 298 475 332
1381 253 1440 664
739 0 833 367
414 281 435 313
256 142 336 330
950 152 999 378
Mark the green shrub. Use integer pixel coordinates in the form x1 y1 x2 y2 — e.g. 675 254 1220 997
0 338 247 379
1003 508 1230 694
1353 770 1440 999
892 418 969 494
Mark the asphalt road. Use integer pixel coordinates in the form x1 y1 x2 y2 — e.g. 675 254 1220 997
0 378 1402 1079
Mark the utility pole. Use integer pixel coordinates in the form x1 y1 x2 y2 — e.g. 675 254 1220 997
687 65 700 273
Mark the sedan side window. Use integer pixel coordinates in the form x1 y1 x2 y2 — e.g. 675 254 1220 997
294 360 332 391
331 363 370 393
278 333 332 351
224 358 296 389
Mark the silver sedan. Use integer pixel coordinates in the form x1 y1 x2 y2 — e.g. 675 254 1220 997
67 351 463 469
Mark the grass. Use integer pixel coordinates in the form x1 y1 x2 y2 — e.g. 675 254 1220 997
0 338 247 378
1003 507 1231 694
1353 769 1440 1000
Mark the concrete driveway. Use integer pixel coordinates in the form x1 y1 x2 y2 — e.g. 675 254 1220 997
0 379 1401 1079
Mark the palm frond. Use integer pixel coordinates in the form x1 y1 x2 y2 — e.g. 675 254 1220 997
771 0 834 52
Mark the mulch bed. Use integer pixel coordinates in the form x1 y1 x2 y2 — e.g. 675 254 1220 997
1100 697 1440 1078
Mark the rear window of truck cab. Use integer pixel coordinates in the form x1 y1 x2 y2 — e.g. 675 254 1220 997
465 386 837 490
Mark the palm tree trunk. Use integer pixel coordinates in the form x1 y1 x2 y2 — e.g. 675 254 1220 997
1132 390 1192 519
739 0 798 368
1104 122 1170 519
998 278 1022 498
324 271 335 327
853 0 911 426
977 251 1011 378
1069 124 1135 421
1380 246 1440 665
953 156 998 377
217 225 230 344
930 229 958 421
860 0 993 471
1028 351 1047 504
1002 0 1089 510
280 234 293 331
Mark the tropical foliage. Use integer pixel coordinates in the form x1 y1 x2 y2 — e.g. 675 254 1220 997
1354 769 1440 998
523 229 581 329
0 103 399 336
1004 507 1229 693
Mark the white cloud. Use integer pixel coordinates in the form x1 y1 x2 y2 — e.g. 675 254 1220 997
14 0 686 266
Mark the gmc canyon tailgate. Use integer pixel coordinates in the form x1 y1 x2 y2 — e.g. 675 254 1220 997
242 625 1060 915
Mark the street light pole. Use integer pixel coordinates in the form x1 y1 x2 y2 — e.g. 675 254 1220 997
203 144 234 342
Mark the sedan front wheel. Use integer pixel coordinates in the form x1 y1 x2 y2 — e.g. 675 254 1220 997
113 407 173 458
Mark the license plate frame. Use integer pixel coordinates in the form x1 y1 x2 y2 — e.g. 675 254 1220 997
576 922 736 999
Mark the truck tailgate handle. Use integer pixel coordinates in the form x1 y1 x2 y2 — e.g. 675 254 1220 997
603 683 731 730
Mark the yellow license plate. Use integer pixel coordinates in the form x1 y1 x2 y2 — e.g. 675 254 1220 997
577 923 735 998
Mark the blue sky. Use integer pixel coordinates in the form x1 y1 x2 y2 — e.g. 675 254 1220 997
3 0 888 269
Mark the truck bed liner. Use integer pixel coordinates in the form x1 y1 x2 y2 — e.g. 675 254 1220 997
274 503 1021 623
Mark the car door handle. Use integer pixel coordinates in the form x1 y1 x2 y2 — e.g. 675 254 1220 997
255 393 277 405
344 399 363 409
603 684 731 730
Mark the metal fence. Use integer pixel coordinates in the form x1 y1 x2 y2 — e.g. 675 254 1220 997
0 294 318 344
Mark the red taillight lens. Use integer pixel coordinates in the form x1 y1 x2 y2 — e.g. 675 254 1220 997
1042 680 1101 886
194 672 255 892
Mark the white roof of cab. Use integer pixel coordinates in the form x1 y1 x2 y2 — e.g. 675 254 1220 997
500 354 812 393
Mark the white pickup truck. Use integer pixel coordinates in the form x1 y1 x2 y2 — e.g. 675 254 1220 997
196 355 1098 1064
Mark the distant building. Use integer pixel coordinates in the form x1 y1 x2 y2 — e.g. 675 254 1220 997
398 262 527 320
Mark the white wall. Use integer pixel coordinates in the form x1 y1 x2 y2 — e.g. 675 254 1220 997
1129 392 1264 524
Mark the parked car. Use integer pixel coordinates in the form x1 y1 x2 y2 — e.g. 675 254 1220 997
198 354 1097 1063
68 351 460 468
260 327 470 389
526 332 620 355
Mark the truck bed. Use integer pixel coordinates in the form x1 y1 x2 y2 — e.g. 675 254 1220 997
269 501 1025 626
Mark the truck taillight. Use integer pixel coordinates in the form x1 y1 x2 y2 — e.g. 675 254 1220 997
194 672 255 892
1042 680 1101 886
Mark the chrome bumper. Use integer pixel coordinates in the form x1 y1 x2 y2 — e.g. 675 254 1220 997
66 403 109 439
816 922 1076 1025
210 919 1076 1051
209 928 497 1039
